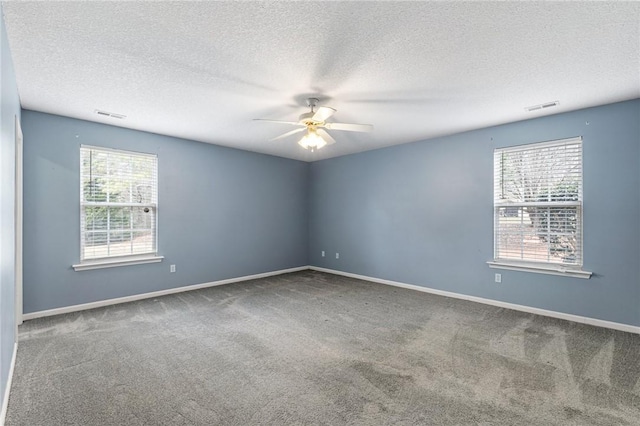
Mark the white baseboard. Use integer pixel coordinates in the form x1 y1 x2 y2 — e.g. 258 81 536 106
21 264 640 335
0 342 18 426
23 266 309 321
310 266 640 335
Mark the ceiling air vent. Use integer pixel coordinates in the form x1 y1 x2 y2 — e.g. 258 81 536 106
95 110 126 119
525 101 559 112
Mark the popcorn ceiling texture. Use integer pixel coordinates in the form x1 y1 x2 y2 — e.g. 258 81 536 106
2 2 639 161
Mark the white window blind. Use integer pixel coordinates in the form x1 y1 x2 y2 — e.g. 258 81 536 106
494 137 583 266
80 145 158 261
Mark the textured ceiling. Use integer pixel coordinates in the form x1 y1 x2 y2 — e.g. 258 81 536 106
2 1 639 162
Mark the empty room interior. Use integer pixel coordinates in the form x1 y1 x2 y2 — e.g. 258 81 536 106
1 2 639 425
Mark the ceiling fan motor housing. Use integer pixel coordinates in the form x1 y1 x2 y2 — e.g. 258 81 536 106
298 111 319 125
300 98 322 125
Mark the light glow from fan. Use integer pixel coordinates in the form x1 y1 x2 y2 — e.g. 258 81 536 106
298 128 327 150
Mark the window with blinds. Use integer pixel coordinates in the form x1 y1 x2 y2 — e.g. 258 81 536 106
80 145 158 261
494 137 583 266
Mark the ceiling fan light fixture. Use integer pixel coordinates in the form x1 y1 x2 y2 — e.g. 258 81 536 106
255 98 372 151
298 128 326 150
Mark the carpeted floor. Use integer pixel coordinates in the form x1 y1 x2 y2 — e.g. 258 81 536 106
6 270 640 425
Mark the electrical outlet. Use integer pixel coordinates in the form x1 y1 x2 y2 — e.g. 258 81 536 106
321 251 325 257
170 264 176 273
495 273 501 283
336 253 340 259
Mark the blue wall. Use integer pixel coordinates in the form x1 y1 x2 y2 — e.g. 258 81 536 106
0 4 20 412
22 101 640 328
22 111 309 313
309 100 640 327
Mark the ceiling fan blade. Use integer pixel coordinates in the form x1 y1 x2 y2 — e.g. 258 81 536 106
311 106 336 122
324 122 373 132
269 127 305 141
317 129 336 145
253 119 301 126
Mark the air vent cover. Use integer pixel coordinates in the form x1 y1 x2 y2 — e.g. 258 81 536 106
95 110 126 119
525 101 559 112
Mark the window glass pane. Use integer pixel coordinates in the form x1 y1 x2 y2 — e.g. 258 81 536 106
83 177 108 202
82 231 108 260
496 206 579 265
109 206 130 231
496 142 582 204
107 231 133 257
131 230 154 254
83 206 109 231
131 206 154 229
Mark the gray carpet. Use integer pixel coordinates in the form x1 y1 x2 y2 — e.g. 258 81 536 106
6 270 640 425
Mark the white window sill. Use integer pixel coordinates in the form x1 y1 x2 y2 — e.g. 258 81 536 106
487 260 592 279
73 255 164 271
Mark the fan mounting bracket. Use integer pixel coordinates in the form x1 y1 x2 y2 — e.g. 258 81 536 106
306 97 320 111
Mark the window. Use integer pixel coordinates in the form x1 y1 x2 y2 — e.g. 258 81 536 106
74 145 161 270
490 137 590 278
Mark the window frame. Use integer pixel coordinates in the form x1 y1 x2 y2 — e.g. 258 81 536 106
72 145 163 271
487 136 591 279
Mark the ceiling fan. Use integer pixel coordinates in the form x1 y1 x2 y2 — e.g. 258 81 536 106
254 98 373 151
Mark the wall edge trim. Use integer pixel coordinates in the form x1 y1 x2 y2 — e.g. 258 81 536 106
309 266 640 334
23 266 309 321
0 342 18 426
